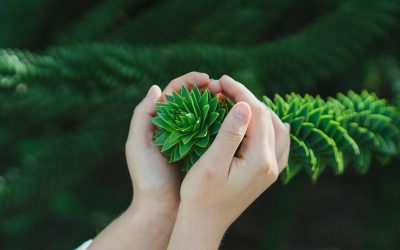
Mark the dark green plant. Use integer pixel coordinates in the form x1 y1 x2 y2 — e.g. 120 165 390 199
265 91 400 183
153 87 400 183
1 0 400 248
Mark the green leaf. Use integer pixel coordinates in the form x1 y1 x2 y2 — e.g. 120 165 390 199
154 130 169 146
192 119 201 132
185 113 196 125
194 146 207 157
151 117 176 132
189 95 201 118
196 125 208 138
180 85 190 99
178 141 196 160
210 121 222 135
199 90 210 108
209 96 218 112
182 131 198 144
201 104 210 126
159 113 178 129
208 112 219 126
192 85 201 101
218 108 226 122
196 136 209 147
166 94 174 103
161 132 182 152
173 91 184 106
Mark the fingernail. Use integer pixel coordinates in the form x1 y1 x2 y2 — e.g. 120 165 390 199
284 123 291 131
226 74 241 84
222 74 233 81
234 103 250 121
146 85 157 98
209 79 222 92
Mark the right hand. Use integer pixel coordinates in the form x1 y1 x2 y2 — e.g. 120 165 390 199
168 75 290 250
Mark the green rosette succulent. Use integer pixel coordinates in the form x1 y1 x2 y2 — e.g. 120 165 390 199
151 85 233 171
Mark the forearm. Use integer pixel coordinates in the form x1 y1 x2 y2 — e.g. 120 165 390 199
167 205 227 250
89 202 177 250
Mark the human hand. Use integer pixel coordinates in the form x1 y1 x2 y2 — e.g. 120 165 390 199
125 71 212 216
168 75 290 250
89 72 214 250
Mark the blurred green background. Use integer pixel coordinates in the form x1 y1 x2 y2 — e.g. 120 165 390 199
0 0 400 249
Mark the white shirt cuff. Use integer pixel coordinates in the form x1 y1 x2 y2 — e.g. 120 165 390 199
75 239 93 250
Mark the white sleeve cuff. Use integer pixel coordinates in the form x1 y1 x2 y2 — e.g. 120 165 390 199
75 239 93 250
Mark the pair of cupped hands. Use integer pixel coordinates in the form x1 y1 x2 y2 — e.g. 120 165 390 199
89 72 290 250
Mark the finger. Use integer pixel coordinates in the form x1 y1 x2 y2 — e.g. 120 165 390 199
208 79 222 94
219 75 259 105
219 75 287 157
201 102 251 172
219 75 276 166
163 71 210 96
270 110 289 158
277 124 291 172
127 85 162 147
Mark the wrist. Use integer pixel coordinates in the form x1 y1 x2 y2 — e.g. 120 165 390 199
126 197 178 242
90 198 178 250
168 203 227 250
128 197 179 231
131 191 179 217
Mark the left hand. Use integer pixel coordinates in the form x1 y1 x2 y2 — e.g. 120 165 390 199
90 72 221 250
125 71 212 217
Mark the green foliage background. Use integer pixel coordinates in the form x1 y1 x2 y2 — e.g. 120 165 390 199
0 0 400 249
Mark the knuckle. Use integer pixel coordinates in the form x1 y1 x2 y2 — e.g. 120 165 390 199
133 101 146 118
253 103 264 113
200 167 218 182
282 122 291 135
264 108 273 120
268 165 279 182
221 74 233 83
133 104 142 116
277 126 291 144
279 153 289 171
282 158 289 169
286 126 291 136
255 103 271 118
259 155 272 172
280 130 291 151
283 150 290 167
223 125 245 141
258 151 279 180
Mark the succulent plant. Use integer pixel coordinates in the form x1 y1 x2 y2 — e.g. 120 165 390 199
152 86 400 183
151 85 233 171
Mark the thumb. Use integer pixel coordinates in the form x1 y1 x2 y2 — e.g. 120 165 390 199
127 85 162 146
203 102 251 169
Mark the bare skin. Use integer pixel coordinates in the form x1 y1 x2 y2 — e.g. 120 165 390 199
88 72 290 250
